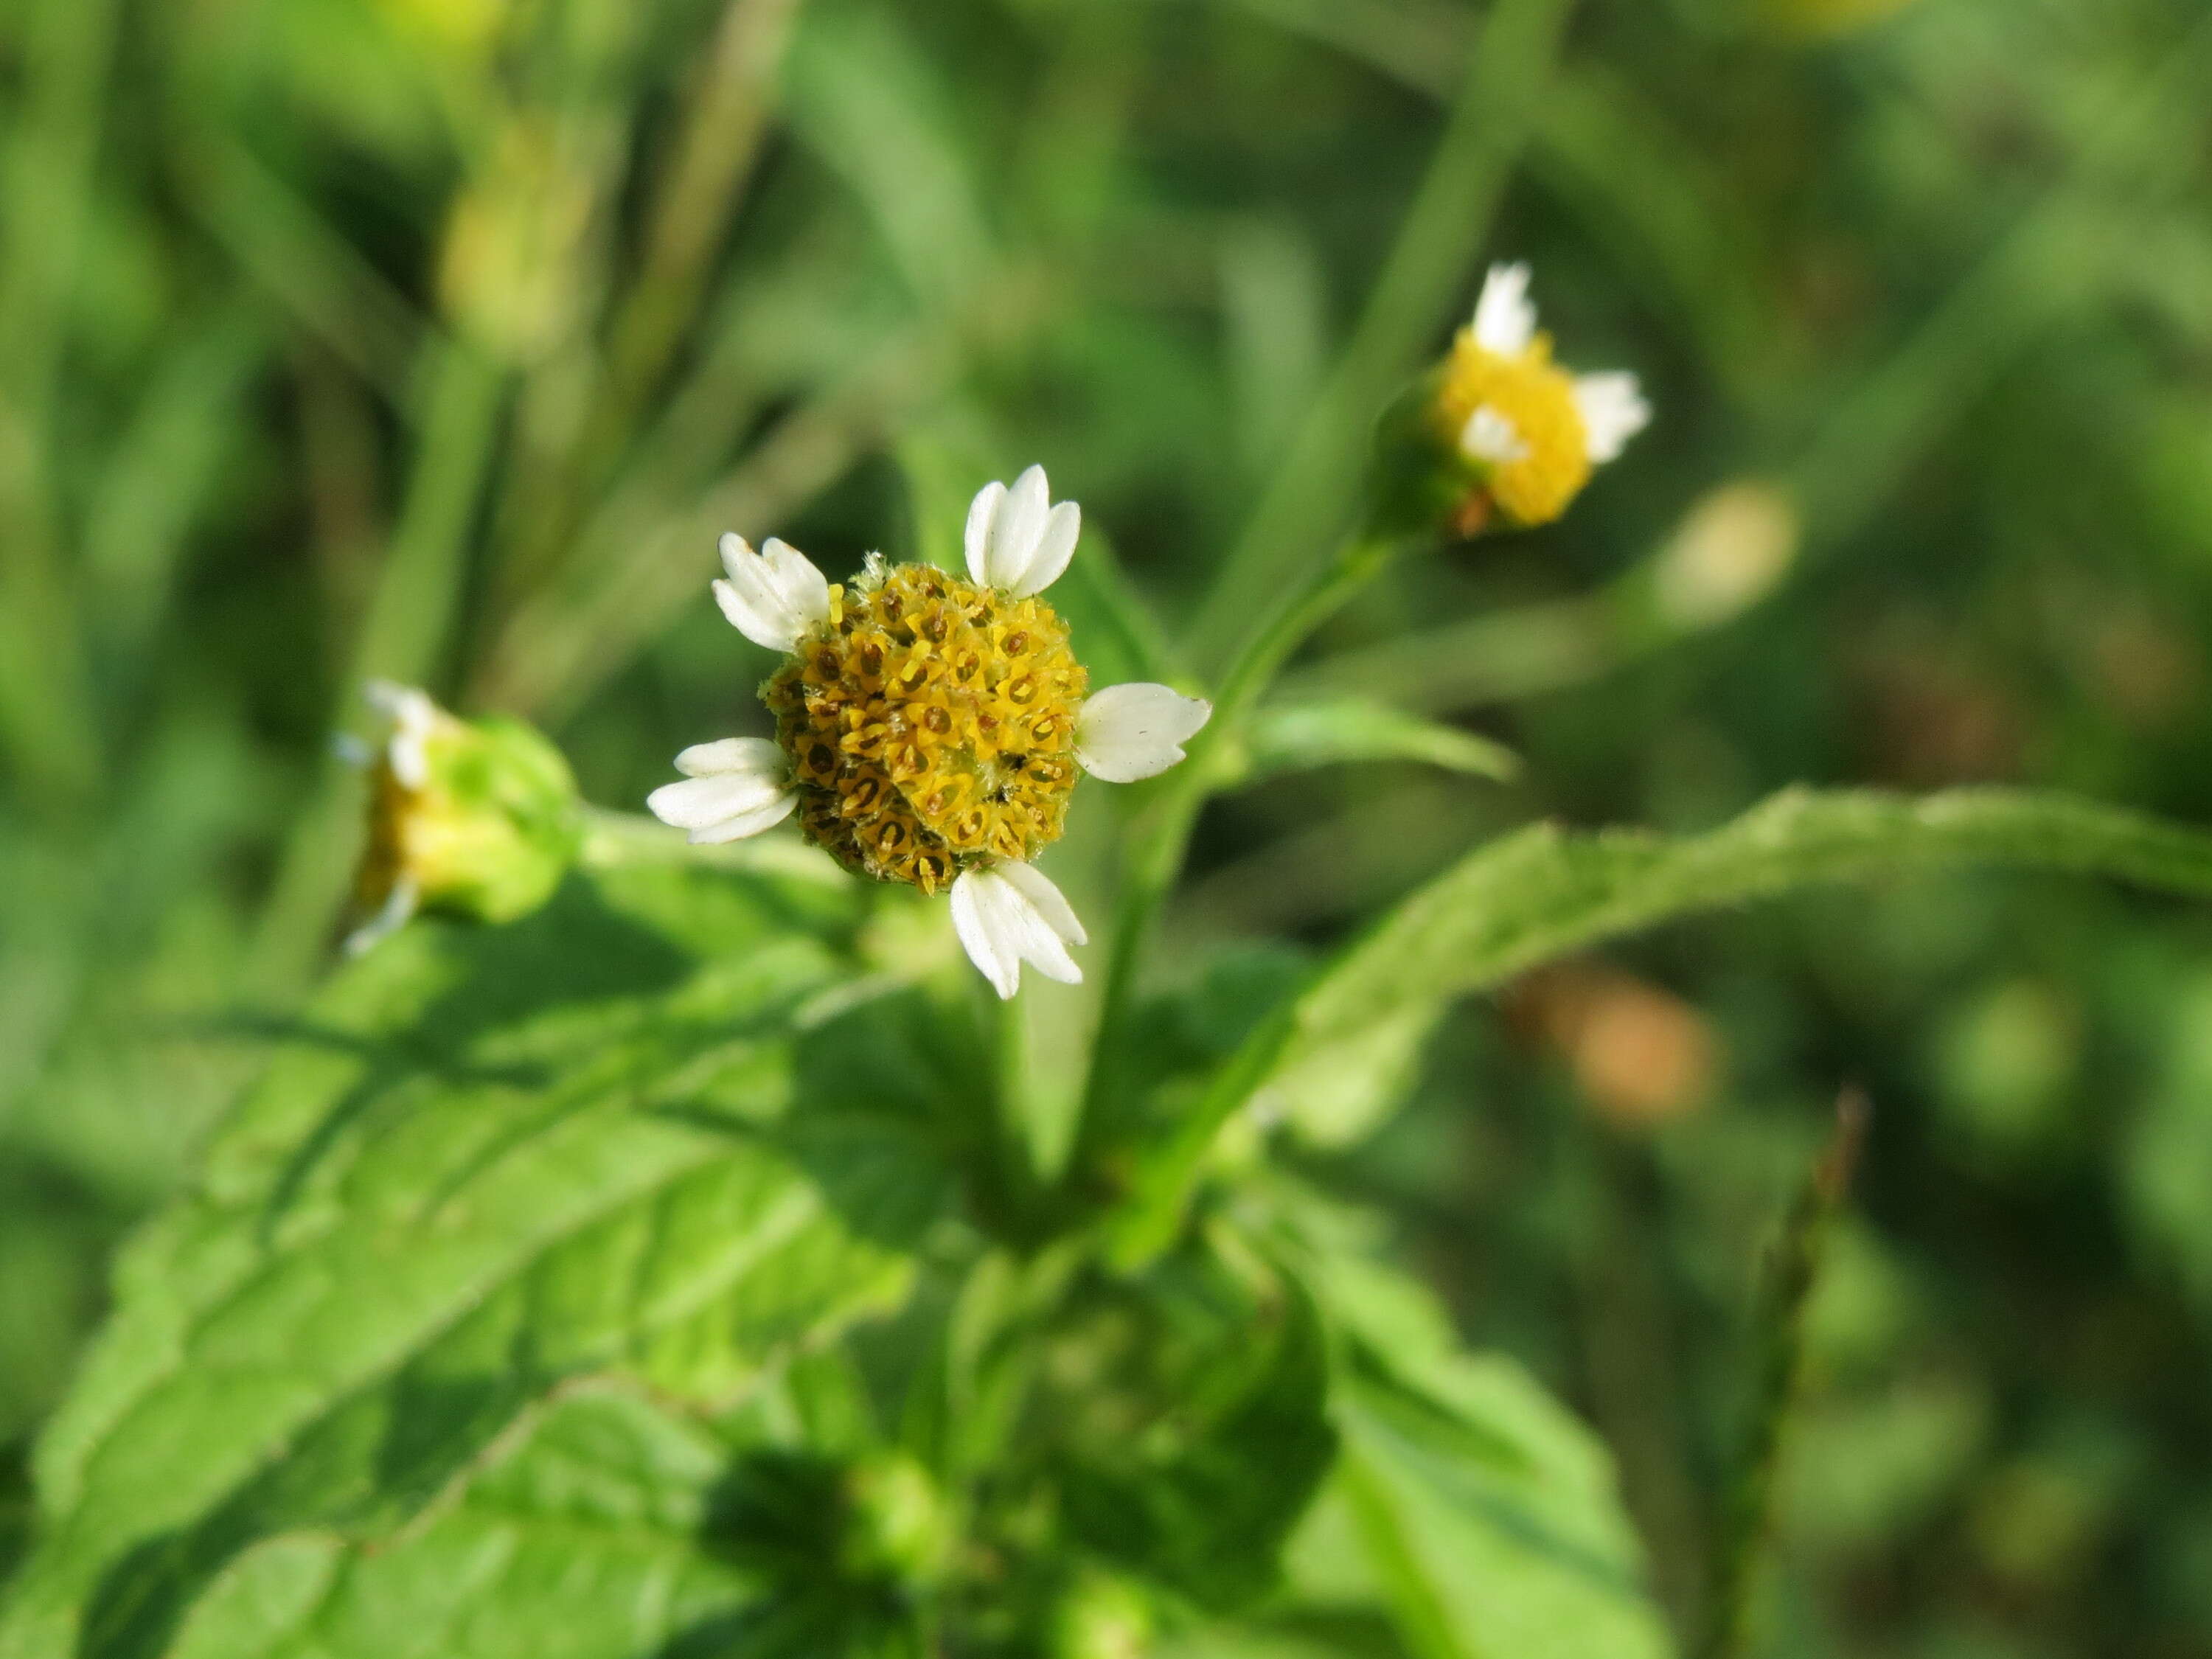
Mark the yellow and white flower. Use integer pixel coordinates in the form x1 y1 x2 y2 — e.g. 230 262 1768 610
1434 262 1651 529
650 465 1211 998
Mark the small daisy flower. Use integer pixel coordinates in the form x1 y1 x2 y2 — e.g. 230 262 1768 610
1433 262 1650 531
344 681 581 955
650 465 1212 998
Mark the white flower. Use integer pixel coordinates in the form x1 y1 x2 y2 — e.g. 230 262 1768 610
1075 681 1214 783
664 468 1218 998
949 862 1087 999
964 464 1082 597
1472 261 1537 357
646 737 796 844
1460 406 1530 467
713 534 832 653
1572 372 1652 465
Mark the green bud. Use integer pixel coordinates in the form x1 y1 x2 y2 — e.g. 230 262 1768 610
348 684 581 953
1366 367 1479 542
841 1453 953 1587
1049 1569 1152 1659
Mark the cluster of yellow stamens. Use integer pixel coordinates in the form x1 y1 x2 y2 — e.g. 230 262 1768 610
764 560 1088 894
1433 330 1593 529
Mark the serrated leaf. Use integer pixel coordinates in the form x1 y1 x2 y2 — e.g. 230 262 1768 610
1334 1363 1674 1659
162 1391 773 1659
1113 788 2212 1262
1049 1257 1338 1612
0 862 953 1659
1314 1259 1674 1659
1278 788 2212 1087
1243 700 1520 785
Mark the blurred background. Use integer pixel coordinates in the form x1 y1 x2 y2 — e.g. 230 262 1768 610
4 0 2212 1652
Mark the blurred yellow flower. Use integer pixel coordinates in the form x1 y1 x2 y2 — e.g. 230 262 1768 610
1431 264 1649 532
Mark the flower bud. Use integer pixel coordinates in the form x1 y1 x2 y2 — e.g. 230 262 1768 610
1049 1570 1152 1659
839 1453 953 1587
438 123 596 363
347 684 581 953
1649 483 1800 630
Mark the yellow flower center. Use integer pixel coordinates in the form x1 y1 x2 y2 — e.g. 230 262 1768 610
764 563 1089 894
1435 330 1592 528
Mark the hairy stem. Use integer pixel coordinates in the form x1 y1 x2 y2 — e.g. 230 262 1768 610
1701 1091 1868 1659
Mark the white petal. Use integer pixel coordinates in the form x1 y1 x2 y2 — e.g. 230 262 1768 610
759 537 832 633
1460 405 1530 466
331 732 373 768
963 480 1007 586
950 866 1082 998
681 792 796 844
994 860 1087 947
344 876 419 957
950 869 1021 998
1008 499 1080 598
985 465 1051 589
713 533 827 653
675 736 786 779
364 681 439 787
1573 372 1651 465
712 575 799 653
1076 683 1214 783
1472 262 1537 356
647 770 788 832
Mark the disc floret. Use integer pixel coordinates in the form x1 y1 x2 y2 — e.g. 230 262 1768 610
766 559 1088 894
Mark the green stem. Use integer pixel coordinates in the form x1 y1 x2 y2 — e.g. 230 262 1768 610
0 0 122 816
1060 0 1577 1225
247 341 509 997
1702 1092 1868 1659
1184 0 1579 676
1071 532 1399 1195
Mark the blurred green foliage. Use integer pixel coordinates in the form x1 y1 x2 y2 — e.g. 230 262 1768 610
5 0 2212 1653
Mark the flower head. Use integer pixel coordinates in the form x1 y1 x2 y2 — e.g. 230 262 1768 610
650 465 1211 998
344 683 582 955
1432 262 1650 531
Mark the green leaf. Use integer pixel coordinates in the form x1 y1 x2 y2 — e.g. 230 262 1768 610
1045 1251 1338 1611
1334 1363 1673 1659
1313 1259 1674 1659
0 861 953 1659
162 1391 773 1659
1116 788 2212 1259
1276 788 2212 1088
1242 700 1520 785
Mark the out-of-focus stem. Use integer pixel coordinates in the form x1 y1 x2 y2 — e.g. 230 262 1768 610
248 342 509 995
488 0 807 615
176 131 425 405
608 0 806 417
0 0 123 815
1702 1091 1869 1659
1184 0 1579 675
